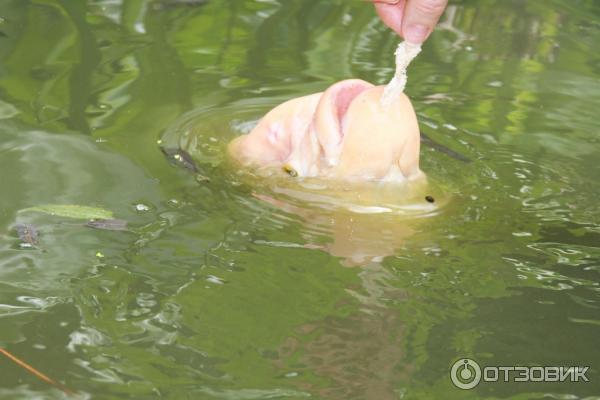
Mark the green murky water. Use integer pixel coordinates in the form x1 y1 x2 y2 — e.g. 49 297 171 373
1 1 599 399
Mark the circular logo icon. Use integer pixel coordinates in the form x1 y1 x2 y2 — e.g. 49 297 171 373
450 358 482 390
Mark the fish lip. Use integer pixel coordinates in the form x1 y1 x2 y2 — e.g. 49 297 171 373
314 79 374 167
328 79 374 140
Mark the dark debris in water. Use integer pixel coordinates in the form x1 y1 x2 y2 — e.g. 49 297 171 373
152 0 207 10
195 173 211 183
14 224 39 248
421 132 471 163
86 219 128 231
160 147 200 173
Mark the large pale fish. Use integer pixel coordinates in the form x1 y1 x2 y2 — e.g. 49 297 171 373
228 79 423 182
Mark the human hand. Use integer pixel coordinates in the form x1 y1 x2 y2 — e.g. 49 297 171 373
373 0 448 44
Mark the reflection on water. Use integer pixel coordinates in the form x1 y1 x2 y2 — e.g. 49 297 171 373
0 0 599 399
276 263 409 400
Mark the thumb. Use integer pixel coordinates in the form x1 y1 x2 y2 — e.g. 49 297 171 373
401 0 447 44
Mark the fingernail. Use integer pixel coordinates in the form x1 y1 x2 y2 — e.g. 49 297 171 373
404 24 429 44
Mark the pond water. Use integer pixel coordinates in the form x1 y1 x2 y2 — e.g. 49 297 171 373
1 0 599 399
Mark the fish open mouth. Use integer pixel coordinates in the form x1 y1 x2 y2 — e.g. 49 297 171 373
313 79 374 166
324 79 374 141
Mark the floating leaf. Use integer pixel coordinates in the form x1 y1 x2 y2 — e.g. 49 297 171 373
21 204 113 220
86 219 128 231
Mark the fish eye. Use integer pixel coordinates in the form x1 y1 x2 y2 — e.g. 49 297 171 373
425 195 435 203
283 164 298 177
